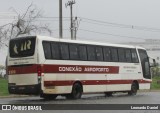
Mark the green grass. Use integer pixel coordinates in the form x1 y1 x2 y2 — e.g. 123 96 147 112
0 78 9 96
151 76 160 90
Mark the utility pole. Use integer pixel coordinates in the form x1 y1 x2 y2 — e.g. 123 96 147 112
73 17 80 40
66 0 75 40
74 17 77 40
59 0 63 39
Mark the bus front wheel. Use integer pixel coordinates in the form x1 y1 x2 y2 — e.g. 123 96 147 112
128 82 138 96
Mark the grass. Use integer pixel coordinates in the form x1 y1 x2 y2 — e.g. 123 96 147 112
151 76 160 90
0 77 9 96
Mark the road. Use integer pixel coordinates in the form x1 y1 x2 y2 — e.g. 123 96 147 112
0 91 159 113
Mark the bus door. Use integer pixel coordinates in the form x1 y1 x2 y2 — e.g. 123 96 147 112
138 49 151 79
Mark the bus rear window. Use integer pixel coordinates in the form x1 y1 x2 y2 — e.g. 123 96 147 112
9 37 36 58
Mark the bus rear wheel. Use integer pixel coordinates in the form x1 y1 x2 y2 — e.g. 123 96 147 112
66 83 83 99
128 82 138 96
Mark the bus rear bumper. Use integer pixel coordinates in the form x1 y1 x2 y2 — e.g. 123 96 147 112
8 84 41 95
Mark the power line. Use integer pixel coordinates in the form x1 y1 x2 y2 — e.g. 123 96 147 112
80 17 131 27
38 16 160 32
81 20 131 29
1 15 160 34
79 29 145 40
79 17 160 32
1 15 160 32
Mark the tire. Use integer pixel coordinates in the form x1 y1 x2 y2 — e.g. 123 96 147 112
105 92 113 97
40 93 58 100
67 83 83 99
128 82 138 96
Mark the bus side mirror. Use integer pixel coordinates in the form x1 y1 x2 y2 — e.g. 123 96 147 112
153 59 157 67
150 58 157 67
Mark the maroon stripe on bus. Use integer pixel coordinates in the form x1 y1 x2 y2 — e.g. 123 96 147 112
138 80 152 83
44 80 151 86
8 64 119 75
8 64 38 75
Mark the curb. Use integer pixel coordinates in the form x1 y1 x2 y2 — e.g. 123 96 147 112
0 95 35 99
138 89 160 92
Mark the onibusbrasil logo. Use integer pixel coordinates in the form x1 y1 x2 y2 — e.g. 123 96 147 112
1 105 42 111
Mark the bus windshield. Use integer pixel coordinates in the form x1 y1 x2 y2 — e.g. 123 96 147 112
9 36 36 58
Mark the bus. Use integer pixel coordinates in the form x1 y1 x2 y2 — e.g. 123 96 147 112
7 35 154 99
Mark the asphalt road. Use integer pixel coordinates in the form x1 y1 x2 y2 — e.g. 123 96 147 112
0 91 159 113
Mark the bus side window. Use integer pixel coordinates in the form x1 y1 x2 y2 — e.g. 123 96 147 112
51 43 60 59
60 43 69 60
95 47 103 61
103 47 111 62
79 45 87 61
118 48 126 62
69 44 79 60
111 48 118 62
131 49 139 63
87 46 96 61
43 42 52 59
125 49 132 62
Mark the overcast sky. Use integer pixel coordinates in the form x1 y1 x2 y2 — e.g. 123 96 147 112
1 0 160 65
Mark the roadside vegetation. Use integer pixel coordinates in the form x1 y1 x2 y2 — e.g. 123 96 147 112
151 67 160 89
151 76 160 90
0 77 9 96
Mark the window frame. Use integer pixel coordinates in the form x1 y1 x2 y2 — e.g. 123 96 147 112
59 43 70 60
118 48 126 62
69 43 79 60
111 47 119 62
95 46 104 61
125 49 132 63
103 47 111 62
42 41 141 64
87 45 96 61
131 49 139 63
42 41 52 59
51 42 60 60
79 45 88 61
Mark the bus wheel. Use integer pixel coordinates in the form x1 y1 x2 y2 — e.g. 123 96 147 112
105 92 113 97
67 83 83 99
40 93 58 100
128 82 138 96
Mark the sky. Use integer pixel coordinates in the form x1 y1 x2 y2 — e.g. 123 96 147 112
1 0 160 65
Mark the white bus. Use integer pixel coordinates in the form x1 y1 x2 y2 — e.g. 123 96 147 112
7 35 153 99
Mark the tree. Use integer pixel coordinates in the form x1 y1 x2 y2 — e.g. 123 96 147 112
0 3 52 48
